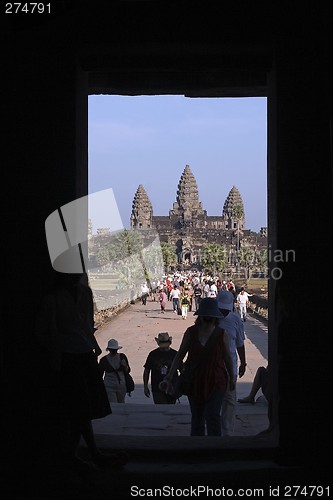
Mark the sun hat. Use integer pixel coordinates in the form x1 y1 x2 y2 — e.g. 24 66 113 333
155 332 172 344
217 290 234 311
194 298 223 318
107 339 123 350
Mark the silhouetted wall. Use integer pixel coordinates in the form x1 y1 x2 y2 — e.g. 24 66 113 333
2 1 331 487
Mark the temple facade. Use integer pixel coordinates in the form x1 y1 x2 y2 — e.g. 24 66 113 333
130 164 267 267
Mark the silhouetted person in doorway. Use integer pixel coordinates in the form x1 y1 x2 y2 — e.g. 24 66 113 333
35 272 128 473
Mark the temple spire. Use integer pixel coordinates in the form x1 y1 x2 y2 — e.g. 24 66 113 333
130 184 153 229
222 185 245 230
170 164 205 220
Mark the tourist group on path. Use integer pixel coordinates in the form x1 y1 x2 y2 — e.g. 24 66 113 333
96 267 263 438
33 269 267 480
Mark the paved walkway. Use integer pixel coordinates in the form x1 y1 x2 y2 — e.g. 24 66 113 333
30 301 274 500
93 299 270 443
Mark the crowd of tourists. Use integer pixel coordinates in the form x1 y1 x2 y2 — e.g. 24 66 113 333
140 271 248 318
98 273 262 438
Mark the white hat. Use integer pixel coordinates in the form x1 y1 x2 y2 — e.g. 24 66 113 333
107 339 123 350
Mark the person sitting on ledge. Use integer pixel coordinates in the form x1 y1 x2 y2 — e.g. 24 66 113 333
238 365 270 404
238 365 275 435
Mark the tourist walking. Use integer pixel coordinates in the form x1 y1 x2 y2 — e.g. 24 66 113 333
210 281 218 297
193 284 202 311
141 282 149 305
143 332 182 404
203 280 210 298
167 281 173 300
169 285 181 314
163 298 235 436
187 286 194 312
159 289 167 313
99 339 131 403
228 284 237 310
217 290 246 436
180 289 191 319
236 287 253 321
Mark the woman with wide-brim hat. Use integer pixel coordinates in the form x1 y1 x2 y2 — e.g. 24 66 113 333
163 298 235 436
99 338 131 403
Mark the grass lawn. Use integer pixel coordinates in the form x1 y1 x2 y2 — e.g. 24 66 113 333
88 278 119 290
234 278 268 294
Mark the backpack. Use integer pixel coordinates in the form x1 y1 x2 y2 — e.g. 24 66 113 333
182 296 189 306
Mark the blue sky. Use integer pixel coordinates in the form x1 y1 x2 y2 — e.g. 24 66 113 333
88 95 267 233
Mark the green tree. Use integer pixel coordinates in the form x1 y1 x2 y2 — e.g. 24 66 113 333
95 247 110 268
142 239 165 282
94 229 143 266
110 229 143 260
201 243 228 275
257 249 268 272
237 247 255 280
94 229 144 284
161 242 177 272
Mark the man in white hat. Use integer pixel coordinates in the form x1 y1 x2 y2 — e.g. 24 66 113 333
217 290 247 437
143 332 182 404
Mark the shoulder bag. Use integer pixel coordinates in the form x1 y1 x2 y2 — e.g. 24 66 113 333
120 353 135 396
106 353 135 396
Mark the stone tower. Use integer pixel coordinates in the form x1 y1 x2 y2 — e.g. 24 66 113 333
169 164 206 225
222 185 245 231
130 184 153 229
128 166 266 268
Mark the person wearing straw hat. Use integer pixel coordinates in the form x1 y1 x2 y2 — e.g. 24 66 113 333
143 332 182 404
99 339 131 403
163 298 235 436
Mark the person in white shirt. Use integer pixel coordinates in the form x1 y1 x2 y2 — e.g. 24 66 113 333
210 282 218 297
236 287 253 321
169 285 181 313
203 281 210 298
140 282 149 305
217 290 247 436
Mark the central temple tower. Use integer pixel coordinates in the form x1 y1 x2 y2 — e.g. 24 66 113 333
169 165 206 224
